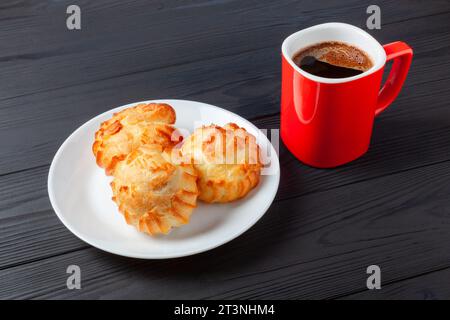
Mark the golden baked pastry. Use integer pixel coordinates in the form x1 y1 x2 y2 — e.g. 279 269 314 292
180 123 262 203
92 103 177 175
111 144 198 235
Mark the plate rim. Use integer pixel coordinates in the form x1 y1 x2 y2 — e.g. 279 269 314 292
48 99 280 259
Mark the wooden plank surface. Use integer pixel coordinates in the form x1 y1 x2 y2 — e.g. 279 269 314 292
1 2 450 175
2 160 450 299
342 267 450 300
1 103 449 269
0 0 450 299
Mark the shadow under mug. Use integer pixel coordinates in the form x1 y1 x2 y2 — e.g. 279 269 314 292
281 22 413 168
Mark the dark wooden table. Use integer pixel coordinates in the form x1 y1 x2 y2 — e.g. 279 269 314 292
1 0 450 300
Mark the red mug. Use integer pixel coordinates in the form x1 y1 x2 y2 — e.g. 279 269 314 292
281 23 413 168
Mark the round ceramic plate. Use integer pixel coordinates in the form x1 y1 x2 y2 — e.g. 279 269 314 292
48 99 280 259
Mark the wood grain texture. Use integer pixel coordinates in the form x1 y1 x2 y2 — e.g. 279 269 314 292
1 96 449 269
1 0 447 100
1 0 450 299
342 267 450 300
0 1 449 175
1 160 450 299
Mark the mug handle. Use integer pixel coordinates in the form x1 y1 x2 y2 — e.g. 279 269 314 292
375 41 413 116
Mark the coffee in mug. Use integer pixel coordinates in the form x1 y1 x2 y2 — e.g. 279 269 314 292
281 23 413 167
292 41 373 78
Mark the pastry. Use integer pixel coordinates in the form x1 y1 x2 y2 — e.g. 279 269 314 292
111 144 198 235
92 103 178 175
180 123 262 203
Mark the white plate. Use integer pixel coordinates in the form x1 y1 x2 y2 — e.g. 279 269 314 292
48 100 280 259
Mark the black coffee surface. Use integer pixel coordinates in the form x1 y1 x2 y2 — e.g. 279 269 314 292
298 56 363 78
292 41 373 79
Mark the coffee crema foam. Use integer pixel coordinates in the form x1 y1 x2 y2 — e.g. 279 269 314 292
293 41 373 72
